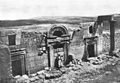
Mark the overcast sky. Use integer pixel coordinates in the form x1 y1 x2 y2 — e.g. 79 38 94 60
0 0 120 20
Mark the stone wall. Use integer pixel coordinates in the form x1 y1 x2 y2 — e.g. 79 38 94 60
0 29 21 45
102 32 120 53
21 31 48 73
115 32 120 50
0 44 12 81
69 29 85 60
102 33 110 52
70 29 84 46
0 30 48 74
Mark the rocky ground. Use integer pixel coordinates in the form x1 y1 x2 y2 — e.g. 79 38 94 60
14 50 120 83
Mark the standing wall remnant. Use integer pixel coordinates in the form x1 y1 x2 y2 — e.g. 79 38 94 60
21 31 48 74
0 44 12 82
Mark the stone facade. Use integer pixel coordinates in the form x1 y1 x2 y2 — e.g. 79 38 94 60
0 29 48 75
0 22 108 77
0 24 76 76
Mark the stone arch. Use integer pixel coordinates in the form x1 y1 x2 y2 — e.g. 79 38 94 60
49 25 68 36
48 25 69 67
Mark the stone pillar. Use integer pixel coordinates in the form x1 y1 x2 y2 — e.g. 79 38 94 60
82 39 89 61
95 41 97 57
63 43 68 65
47 47 51 67
49 46 54 68
109 20 115 56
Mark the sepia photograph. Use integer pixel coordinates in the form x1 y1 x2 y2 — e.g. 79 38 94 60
0 0 120 83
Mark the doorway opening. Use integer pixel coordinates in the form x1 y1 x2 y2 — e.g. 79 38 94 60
49 26 68 68
53 30 63 37
53 30 65 68
83 36 98 61
8 34 16 46
87 44 96 57
10 49 27 76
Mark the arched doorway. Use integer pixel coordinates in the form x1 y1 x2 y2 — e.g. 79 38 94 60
48 25 69 68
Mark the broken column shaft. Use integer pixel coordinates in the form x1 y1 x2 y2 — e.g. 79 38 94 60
109 20 116 56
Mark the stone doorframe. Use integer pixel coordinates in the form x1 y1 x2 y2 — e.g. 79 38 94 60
48 25 69 68
82 36 98 61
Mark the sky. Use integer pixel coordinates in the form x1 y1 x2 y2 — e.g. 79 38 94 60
0 0 120 20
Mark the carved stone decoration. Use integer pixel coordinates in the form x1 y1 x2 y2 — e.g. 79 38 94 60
48 25 70 68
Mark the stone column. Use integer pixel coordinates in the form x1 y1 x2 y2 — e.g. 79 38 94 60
82 39 89 61
109 20 115 56
63 43 68 65
49 46 54 68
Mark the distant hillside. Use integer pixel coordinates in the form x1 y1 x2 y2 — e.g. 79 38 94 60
0 16 96 27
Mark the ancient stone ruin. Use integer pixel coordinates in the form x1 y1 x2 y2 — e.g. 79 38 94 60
0 15 120 82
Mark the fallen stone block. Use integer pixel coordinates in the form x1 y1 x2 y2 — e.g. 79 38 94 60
30 76 37 82
14 75 21 79
22 74 29 79
105 71 112 75
107 61 111 65
24 79 30 83
16 77 26 83
53 73 59 77
45 73 51 79
92 61 101 65
37 79 44 83
34 76 39 80
45 67 50 71
60 69 66 74
30 73 37 77
37 70 45 75
38 74 45 79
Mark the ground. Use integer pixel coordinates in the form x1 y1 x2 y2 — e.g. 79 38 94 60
43 57 120 83
14 51 120 83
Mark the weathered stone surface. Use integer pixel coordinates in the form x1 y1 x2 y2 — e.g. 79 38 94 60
38 74 45 79
9 51 120 83
30 73 37 77
22 74 29 79
0 44 12 81
16 77 26 83
37 70 45 75
14 75 21 79
45 67 50 71
30 77 37 82
105 71 112 75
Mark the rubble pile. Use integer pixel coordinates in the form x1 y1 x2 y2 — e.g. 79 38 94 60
44 51 120 83
14 67 67 83
13 50 120 83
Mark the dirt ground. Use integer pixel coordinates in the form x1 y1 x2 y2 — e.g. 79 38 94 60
42 54 120 83
14 50 120 83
